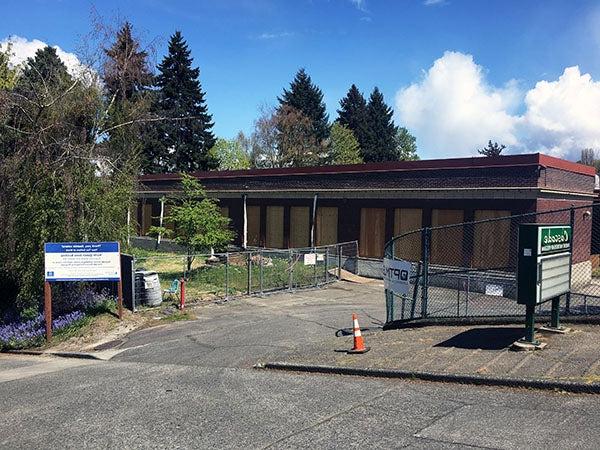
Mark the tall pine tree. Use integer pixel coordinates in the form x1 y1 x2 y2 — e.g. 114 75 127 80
336 84 369 154
278 68 329 142
363 87 397 162
144 31 216 173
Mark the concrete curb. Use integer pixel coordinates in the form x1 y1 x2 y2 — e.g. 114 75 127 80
258 362 600 394
383 315 600 330
4 349 108 361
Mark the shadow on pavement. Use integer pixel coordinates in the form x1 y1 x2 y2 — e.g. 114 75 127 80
434 327 525 350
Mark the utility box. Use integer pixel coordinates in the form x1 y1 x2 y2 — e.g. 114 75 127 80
517 224 572 305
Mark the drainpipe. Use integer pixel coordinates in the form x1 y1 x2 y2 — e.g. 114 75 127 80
310 193 318 247
157 197 165 247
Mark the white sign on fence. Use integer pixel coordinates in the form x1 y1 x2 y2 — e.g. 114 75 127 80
383 258 412 296
304 253 316 266
44 242 121 282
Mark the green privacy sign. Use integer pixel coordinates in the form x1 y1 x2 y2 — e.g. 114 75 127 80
538 226 571 255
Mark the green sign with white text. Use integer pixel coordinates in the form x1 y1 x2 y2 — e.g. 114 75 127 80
538 226 571 255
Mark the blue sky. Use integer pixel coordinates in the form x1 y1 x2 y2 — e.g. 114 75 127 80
2 0 600 160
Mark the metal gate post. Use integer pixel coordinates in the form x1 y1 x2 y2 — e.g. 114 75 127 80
225 252 229 300
420 228 431 318
247 251 252 295
338 245 342 279
288 249 294 291
325 247 329 283
259 249 264 295
566 206 575 314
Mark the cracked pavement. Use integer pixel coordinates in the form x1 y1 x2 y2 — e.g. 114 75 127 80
2 282 600 448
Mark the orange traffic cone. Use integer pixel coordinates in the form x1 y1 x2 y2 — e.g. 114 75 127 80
348 313 370 354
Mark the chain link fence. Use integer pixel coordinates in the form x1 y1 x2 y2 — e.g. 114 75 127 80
133 241 358 305
385 204 600 324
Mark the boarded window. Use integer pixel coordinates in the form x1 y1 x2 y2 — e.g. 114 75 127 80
431 209 464 266
142 203 152 235
316 207 338 246
289 206 310 248
394 208 422 261
360 208 386 258
163 204 174 230
472 210 511 269
266 206 284 248
247 206 260 246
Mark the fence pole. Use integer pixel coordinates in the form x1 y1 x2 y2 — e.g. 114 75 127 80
259 249 264 295
325 247 329 283
225 252 229 300
566 206 575 314
338 245 342 279
313 246 318 287
288 249 294 291
420 228 431 318
247 251 252 296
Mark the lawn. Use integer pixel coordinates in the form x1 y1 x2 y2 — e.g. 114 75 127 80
132 248 336 303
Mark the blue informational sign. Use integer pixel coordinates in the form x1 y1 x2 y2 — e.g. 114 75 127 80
44 242 121 282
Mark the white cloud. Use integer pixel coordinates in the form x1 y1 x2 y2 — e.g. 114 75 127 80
349 0 367 12
395 51 520 158
255 31 294 40
0 35 86 78
395 51 600 160
424 0 447 5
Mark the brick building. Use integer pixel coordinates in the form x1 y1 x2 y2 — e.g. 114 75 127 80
137 153 596 262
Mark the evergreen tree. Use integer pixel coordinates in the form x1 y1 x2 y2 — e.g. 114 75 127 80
144 31 216 173
478 140 505 157
278 68 329 142
103 21 153 102
336 84 369 153
363 87 397 162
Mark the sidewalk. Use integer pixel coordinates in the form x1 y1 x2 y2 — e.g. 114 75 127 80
262 322 600 392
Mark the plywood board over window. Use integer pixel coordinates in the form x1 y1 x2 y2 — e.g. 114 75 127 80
290 206 310 248
394 208 422 261
266 206 284 248
431 209 464 266
164 204 174 230
360 208 386 258
472 210 511 269
247 205 261 247
316 207 338 246
142 203 153 235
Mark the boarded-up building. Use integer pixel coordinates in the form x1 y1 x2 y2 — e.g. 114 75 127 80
136 153 596 262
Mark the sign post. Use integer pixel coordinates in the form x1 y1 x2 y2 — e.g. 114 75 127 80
44 241 123 342
515 224 572 350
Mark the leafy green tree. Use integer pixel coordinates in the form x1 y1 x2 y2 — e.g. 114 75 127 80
0 45 134 315
278 68 329 142
336 84 369 153
250 105 280 168
0 43 18 90
209 135 251 170
150 174 234 272
478 140 506 157
363 87 397 162
327 123 363 165
394 127 419 161
143 31 216 173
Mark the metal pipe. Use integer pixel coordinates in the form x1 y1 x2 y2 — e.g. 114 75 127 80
310 193 318 248
242 194 248 249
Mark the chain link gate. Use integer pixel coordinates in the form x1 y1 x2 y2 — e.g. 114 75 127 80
385 204 600 324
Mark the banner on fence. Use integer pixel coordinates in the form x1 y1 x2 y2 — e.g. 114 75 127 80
383 258 411 296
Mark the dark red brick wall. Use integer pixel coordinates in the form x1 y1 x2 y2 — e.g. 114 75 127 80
539 168 595 193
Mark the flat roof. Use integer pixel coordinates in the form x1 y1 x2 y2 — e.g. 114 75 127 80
139 152 596 182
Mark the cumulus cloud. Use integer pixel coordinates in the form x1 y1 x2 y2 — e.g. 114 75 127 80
0 35 86 78
395 51 600 160
396 52 520 158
